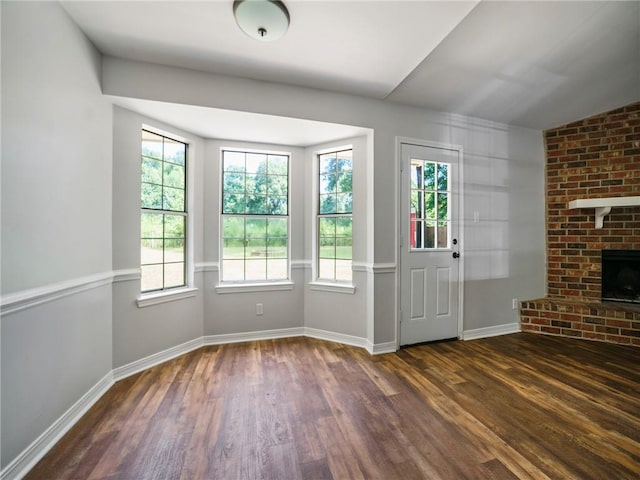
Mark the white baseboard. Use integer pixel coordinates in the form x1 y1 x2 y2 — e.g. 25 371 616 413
304 327 369 349
369 341 397 355
461 322 521 341
0 372 114 480
203 327 305 346
113 337 204 381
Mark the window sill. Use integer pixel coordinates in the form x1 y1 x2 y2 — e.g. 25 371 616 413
215 282 294 294
137 287 198 308
309 282 356 294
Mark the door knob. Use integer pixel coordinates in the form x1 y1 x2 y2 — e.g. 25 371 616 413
452 252 460 259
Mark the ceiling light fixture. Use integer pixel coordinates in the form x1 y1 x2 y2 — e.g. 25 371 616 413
233 0 290 42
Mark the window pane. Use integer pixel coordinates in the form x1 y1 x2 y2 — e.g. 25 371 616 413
411 220 422 249
336 151 352 169
410 161 423 189
267 175 288 196
142 157 162 185
424 162 436 190
245 259 267 281
247 238 267 258
268 155 288 175
319 154 337 175
424 192 435 219
246 194 267 214
141 213 163 238
319 217 336 236
437 163 448 191
246 153 267 174
437 221 449 248
246 218 267 238
335 259 352 282
267 196 287 215
223 217 245 238
250 174 268 195
223 172 245 193
411 190 423 219
142 130 163 159
164 262 185 288
320 173 336 194
267 259 287 279
141 264 163 291
222 259 244 281
424 221 436 248
222 193 246 214
164 138 185 165
163 186 184 211
164 215 184 238
318 259 335 280
337 172 352 194
336 193 352 213
164 239 184 263
142 182 162 209
267 237 287 258
319 194 336 214
267 218 287 237
224 151 245 172
141 239 163 264
319 236 336 259
222 238 245 259
437 193 448 220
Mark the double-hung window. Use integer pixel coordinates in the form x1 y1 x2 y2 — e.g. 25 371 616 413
221 150 289 282
317 149 353 282
140 130 187 292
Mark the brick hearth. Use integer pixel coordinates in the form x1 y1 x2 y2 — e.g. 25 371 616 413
520 102 640 346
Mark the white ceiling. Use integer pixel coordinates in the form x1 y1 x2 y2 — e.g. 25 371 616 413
63 0 640 133
109 96 371 147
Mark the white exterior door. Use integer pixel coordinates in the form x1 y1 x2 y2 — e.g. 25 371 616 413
400 142 461 346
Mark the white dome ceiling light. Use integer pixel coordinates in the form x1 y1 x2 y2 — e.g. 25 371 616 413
233 0 290 42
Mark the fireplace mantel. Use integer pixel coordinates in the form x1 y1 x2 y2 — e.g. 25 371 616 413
568 196 640 228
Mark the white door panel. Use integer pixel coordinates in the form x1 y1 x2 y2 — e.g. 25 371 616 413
400 142 461 346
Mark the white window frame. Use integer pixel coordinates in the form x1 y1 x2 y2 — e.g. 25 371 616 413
217 147 292 292
138 126 196 307
310 145 355 294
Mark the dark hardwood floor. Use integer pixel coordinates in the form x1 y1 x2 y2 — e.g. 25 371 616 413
26 333 639 479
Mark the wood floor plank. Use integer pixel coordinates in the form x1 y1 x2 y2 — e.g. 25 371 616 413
25 333 640 480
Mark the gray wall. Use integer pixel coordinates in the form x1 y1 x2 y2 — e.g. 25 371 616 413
1 1 546 473
102 57 547 341
1 1 113 469
111 106 204 368
202 139 306 336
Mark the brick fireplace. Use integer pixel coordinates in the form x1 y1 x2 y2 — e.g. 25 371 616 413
520 102 640 346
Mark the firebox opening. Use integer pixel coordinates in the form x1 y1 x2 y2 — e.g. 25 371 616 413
602 250 640 304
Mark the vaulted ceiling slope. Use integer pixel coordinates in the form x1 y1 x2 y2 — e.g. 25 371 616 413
62 1 640 130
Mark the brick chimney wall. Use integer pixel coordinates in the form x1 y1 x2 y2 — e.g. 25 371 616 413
520 102 640 345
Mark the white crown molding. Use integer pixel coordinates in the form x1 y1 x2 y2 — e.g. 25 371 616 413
0 372 114 480
0 271 115 316
461 323 521 341
113 337 204 381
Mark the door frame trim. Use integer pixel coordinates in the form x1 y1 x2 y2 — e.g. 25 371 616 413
395 137 465 348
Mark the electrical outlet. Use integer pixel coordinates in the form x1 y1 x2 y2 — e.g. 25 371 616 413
256 303 263 316
512 298 519 310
